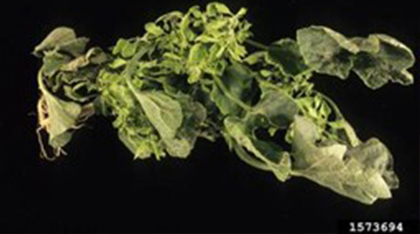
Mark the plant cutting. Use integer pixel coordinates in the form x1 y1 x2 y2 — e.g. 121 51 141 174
33 2 415 204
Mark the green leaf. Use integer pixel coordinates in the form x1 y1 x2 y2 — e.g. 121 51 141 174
163 138 192 158
34 27 77 56
112 39 139 58
206 2 232 16
267 38 309 76
188 43 208 65
206 19 229 31
297 26 359 79
145 22 165 36
164 94 207 158
291 116 397 204
352 34 415 89
58 37 90 57
42 51 73 76
244 51 266 65
41 91 82 148
296 26 415 89
135 91 183 139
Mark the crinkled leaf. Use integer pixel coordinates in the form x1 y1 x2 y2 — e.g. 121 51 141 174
297 26 358 79
60 56 89 72
291 116 397 204
352 34 415 89
296 26 415 89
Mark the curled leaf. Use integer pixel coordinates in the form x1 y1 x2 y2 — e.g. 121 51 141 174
34 27 77 55
352 34 415 89
291 116 397 204
297 26 358 79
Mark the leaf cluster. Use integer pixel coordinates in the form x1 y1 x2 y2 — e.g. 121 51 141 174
33 2 415 204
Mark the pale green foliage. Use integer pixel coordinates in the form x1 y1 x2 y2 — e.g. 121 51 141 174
33 2 415 204
297 26 415 89
291 116 398 204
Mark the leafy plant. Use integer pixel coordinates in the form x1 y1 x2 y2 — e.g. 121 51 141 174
33 2 415 204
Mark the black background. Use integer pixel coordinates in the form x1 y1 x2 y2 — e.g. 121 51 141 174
0 0 419 233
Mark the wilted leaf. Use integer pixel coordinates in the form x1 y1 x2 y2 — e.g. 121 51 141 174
352 34 415 89
297 26 358 79
34 27 77 55
291 116 397 204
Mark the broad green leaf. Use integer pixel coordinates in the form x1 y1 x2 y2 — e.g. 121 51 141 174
297 26 358 79
291 116 397 204
135 91 183 139
267 38 309 76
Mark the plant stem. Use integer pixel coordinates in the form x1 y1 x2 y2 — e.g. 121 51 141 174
233 142 271 171
245 39 269 51
314 91 344 120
